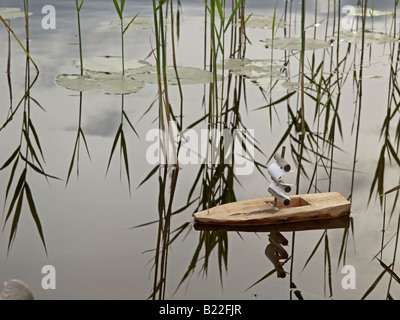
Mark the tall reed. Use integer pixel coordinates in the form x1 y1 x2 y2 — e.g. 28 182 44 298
295 0 306 194
112 0 139 74
66 0 91 186
106 2 140 192
0 1 58 254
350 0 368 201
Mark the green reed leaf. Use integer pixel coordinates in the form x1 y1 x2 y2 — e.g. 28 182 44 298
79 128 91 160
28 119 45 161
120 130 131 192
78 0 84 12
22 129 44 172
3 169 26 230
377 258 400 284
113 0 122 20
123 11 140 34
25 183 47 254
387 140 400 167
215 0 224 23
138 165 159 188
122 111 139 138
66 135 79 186
107 124 122 173
29 96 46 112
337 228 350 268
187 166 204 204
203 0 212 16
224 0 242 33
212 24 224 54
155 0 168 11
369 146 385 204
246 271 277 292
0 146 20 170
255 91 296 110
361 264 392 300
7 185 24 253
174 234 205 294
169 222 191 245
5 157 19 203
384 184 400 195
302 231 325 271
267 122 294 163
20 154 60 181
75 0 84 12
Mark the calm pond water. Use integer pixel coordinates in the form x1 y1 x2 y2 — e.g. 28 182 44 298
0 0 400 300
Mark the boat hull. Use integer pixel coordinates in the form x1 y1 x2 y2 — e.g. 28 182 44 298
193 192 351 226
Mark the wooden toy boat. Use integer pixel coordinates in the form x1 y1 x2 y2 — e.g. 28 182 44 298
194 213 350 232
193 192 351 227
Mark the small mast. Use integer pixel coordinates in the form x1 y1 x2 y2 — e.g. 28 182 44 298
267 146 293 209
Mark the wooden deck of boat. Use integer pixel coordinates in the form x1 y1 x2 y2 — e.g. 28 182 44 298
193 192 351 226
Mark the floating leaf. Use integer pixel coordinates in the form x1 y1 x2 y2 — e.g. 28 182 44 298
339 31 397 44
253 78 310 91
87 71 144 95
56 73 144 95
341 5 392 17
222 58 284 79
56 74 98 92
130 66 218 85
0 8 33 20
110 16 155 29
74 56 151 74
261 38 331 50
362 74 383 79
238 15 286 29
280 81 312 91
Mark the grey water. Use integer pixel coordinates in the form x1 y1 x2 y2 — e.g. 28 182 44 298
0 0 399 300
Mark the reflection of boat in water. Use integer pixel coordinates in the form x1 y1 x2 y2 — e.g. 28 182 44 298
265 232 289 278
195 215 350 279
193 192 351 227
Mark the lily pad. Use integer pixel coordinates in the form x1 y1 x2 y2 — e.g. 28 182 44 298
56 74 99 92
239 15 286 29
341 5 392 17
0 7 33 20
109 16 155 29
339 31 397 44
261 37 331 50
222 58 284 79
56 73 144 95
130 66 218 85
223 58 276 70
87 72 144 95
74 56 151 74
253 78 310 92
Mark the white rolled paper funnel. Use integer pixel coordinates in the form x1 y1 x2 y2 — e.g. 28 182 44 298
268 182 291 206
268 162 287 181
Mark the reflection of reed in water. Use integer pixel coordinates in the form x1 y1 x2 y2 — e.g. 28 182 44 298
363 186 400 300
0 2 57 254
149 166 180 300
